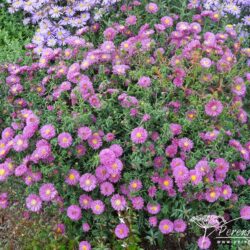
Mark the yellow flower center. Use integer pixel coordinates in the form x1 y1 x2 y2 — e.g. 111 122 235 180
0 169 5 176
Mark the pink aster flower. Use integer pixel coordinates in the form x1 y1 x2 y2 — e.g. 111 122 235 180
131 196 144 210
205 100 223 117
138 76 151 88
26 194 42 212
240 206 250 220
13 135 29 152
40 124 56 140
160 176 173 190
0 192 8 209
79 194 92 209
79 241 91 250
79 173 97 192
146 3 159 13
91 200 105 215
161 16 173 28
147 203 161 215
0 164 9 181
126 15 137 26
111 194 127 211
200 58 212 68
129 179 142 192
205 187 221 203
159 219 174 234
220 185 232 200
99 148 116 165
197 236 211 249
149 216 158 227
115 223 129 239
87 135 102 150
100 181 114 196
65 169 80 186
58 132 72 148
174 219 187 232
82 222 90 232
67 205 82 221
189 170 202 185
131 127 148 144
54 224 65 235
39 183 58 202
178 138 194 152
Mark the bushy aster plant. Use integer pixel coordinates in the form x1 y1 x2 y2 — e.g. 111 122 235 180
1 1 250 249
7 0 120 50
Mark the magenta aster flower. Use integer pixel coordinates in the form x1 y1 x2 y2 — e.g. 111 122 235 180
240 206 250 220
220 185 232 200
39 183 58 202
205 100 223 117
129 179 142 192
79 173 97 192
88 135 102 150
178 137 194 152
160 176 173 190
82 222 90 232
131 127 148 144
147 203 161 215
58 132 72 148
0 192 8 209
111 194 127 211
197 236 211 249
149 216 158 227
13 135 29 152
0 164 9 181
91 200 105 215
138 76 151 88
99 148 116 165
79 241 91 250
54 223 65 235
205 187 221 203
77 126 92 140
67 205 82 221
100 182 114 196
65 169 80 186
26 194 42 212
79 194 92 209
161 16 173 28
115 223 129 239
40 124 56 140
146 3 159 13
110 144 123 157
174 219 187 232
159 219 174 234
200 58 212 68
189 170 202 185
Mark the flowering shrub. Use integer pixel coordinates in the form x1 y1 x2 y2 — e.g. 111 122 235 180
1 1 250 249
7 0 119 49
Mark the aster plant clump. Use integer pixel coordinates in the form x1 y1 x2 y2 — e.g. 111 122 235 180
188 0 250 39
1 1 250 249
7 0 120 50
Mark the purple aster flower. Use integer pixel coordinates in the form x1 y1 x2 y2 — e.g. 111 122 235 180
129 179 142 192
79 241 91 250
99 148 116 165
200 58 212 68
0 192 8 209
26 194 42 212
67 205 82 221
138 76 151 88
39 183 58 202
40 124 56 140
205 187 221 203
159 219 174 234
189 170 202 185
147 203 161 215
115 223 129 239
91 200 105 215
58 132 73 148
131 196 144 210
174 219 187 232
100 182 114 196
88 135 102 150
79 194 92 209
146 3 159 13
178 138 194 152
220 185 232 200
13 135 29 152
149 216 158 227
160 176 173 190
131 127 148 144
82 222 90 232
161 16 173 28
79 173 97 192
205 99 223 117
65 169 80 186
111 194 127 211
197 236 211 249
240 206 250 220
